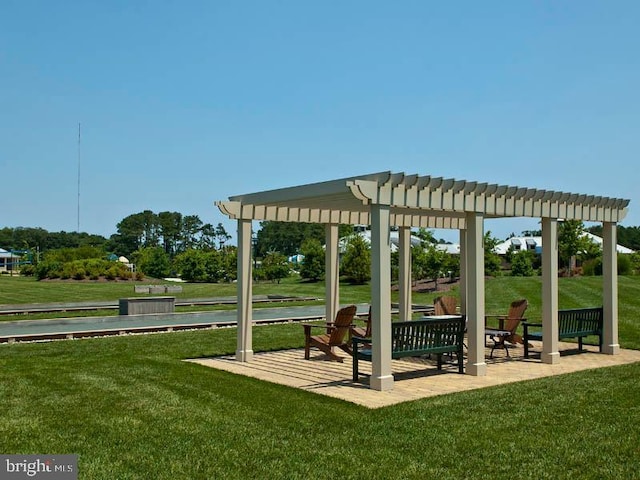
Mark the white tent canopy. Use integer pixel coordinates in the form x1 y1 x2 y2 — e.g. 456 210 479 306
217 171 630 391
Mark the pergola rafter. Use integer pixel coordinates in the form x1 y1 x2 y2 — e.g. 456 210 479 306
216 171 630 391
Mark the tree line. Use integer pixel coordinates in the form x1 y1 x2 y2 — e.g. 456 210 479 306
3 216 640 282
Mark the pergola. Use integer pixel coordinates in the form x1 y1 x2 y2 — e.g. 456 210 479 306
216 171 630 391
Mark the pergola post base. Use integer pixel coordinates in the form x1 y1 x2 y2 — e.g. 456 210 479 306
542 351 560 364
370 375 394 391
603 344 620 355
236 350 254 362
467 362 487 376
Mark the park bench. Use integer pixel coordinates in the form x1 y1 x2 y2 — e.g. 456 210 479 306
352 316 465 382
523 307 603 358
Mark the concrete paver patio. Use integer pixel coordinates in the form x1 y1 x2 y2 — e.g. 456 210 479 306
188 342 640 408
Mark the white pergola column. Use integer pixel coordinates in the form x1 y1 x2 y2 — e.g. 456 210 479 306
465 213 486 376
325 223 340 323
541 217 559 364
370 204 394 391
398 226 412 321
602 222 620 354
459 229 467 315
236 219 253 362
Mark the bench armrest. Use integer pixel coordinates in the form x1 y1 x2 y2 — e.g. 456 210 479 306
301 322 332 328
522 321 542 327
303 322 354 340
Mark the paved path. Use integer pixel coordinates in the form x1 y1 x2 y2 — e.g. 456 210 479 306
190 344 640 408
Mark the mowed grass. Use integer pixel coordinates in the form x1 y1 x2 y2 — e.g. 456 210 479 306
1 323 639 479
0 275 372 307
1 275 639 478
2 275 639 350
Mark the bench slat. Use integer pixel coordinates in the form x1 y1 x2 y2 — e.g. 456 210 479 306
353 316 466 382
523 307 603 358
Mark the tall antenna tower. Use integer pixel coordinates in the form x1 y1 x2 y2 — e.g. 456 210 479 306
77 122 81 232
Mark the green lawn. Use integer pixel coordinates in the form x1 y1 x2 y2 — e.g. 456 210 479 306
1 324 639 479
2 275 640 350
1 276 639 478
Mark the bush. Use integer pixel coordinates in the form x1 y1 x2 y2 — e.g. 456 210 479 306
35 260 62 280
341 235 371 284
33 253 134 281
19 264 35 276
582 258 601 276
299 239 324 281
133 247 171 279
105 265 119 280
257 252 290 283
580 254 631 276
511 251 535 277
618 254 632 275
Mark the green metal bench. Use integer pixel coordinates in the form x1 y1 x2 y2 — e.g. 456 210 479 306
523 307 603 358
352 316 465 382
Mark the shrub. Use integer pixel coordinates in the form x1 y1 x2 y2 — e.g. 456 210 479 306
580 254 631 276
35 260 62 280
19 264 35 276
582 258 601 276
258 252 291 283
133 247 171 279
341 235 371 284
511 251 535 277
299 239 324 281
104 265 118 280
618 254 632 275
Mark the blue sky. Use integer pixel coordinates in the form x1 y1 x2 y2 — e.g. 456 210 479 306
2 1 639 244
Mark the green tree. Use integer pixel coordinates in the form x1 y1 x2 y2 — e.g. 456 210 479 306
258 252 290 283
484 231 502 277
340 235 371 284
111 211 208 257
299 239 325 281
411 245 429 284
180 215 203 251
588 224 640 251
256 221 353 257
214 223 231 249
630 252 640 275
133 246 171 279
157 211 182 255
414 228 437 244
174 249 209 282
424 244 448 290
220 246 238 282
0 227 107 254
198 223 217 250
443 251 460 279
558 220 599 275
112 211 156 256
511 250 535 276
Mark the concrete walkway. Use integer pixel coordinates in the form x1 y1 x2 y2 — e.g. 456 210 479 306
189 343 640 409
